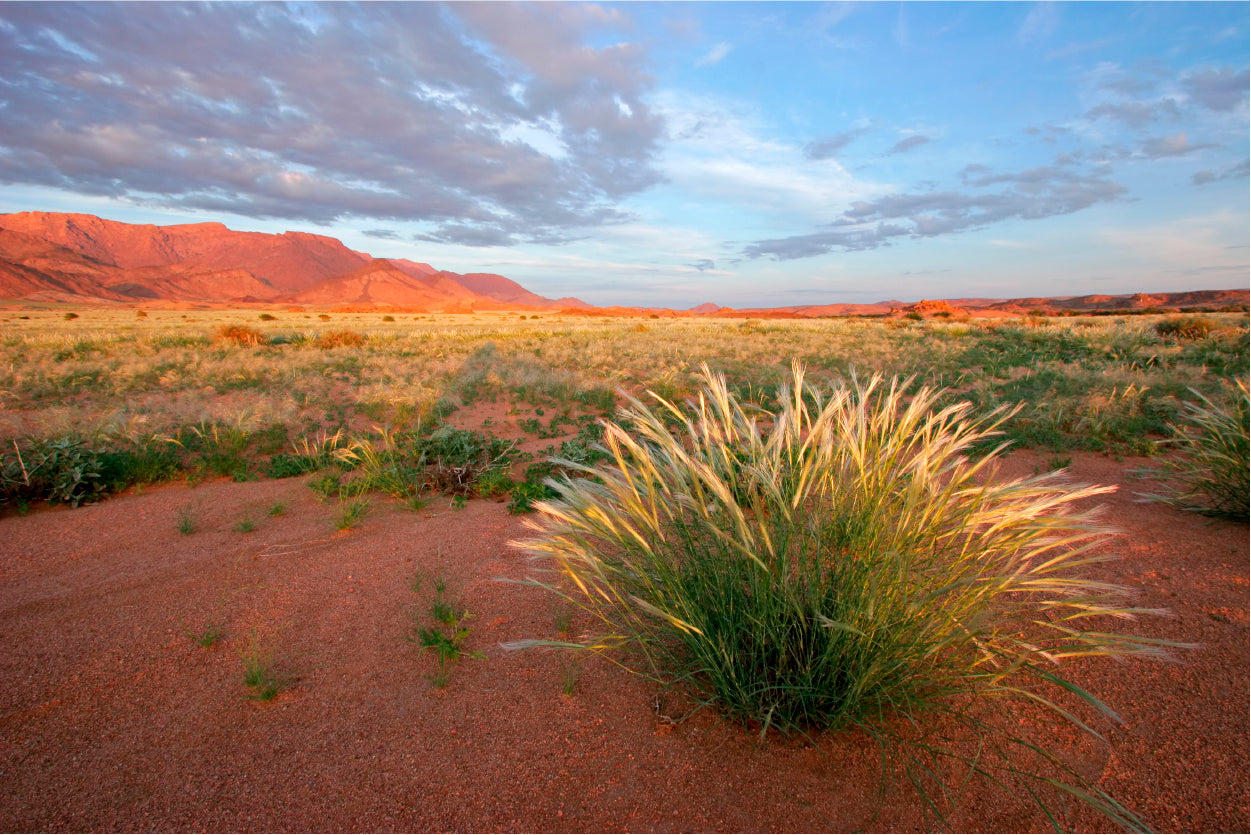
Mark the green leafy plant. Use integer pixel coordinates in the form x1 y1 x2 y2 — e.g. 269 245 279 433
1139 380 1248 518
234 515 256 533
239 633 285 701
509 362 1172 830
267 501 286 517
177 503 197 535
1 436 108 509
308 473 343 500
417 426 518 496
186 621 224 648
409 575 483 688
335 428 427 502
334 497 370 531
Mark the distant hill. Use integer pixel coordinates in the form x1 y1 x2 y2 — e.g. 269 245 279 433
0 211 583 309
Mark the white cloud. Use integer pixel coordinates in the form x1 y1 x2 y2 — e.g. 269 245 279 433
651 91 889 222
695 41 733 67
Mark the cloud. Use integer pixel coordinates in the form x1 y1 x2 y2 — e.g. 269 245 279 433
1086 100 1181 129
361 229 400 240
653 92 881 219
1193 158 1250 186
1140 132 1212 158
696 42 733 67
0 3 663 244
888 135 930 154
1017 2 1059 45
804 126 870 160
744 163 1125 260
1182 67 1250 111
687 259 717 272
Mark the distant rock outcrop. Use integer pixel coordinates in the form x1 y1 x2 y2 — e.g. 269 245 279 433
0 211 574 309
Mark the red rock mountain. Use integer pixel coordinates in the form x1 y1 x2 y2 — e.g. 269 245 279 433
0 211 585 309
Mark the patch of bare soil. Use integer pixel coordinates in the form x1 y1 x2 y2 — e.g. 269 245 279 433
1 451 1246 832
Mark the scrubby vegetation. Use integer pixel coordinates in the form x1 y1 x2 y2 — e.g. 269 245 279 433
1140 378 1249 518
510 363 1176 828
0 308 1246 519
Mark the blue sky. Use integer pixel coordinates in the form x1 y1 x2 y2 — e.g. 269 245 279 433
1 2 1246 308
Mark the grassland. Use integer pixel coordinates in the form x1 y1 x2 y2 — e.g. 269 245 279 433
0 305 1246 513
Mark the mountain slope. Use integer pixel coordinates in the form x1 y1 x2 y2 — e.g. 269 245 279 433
0 212 368 293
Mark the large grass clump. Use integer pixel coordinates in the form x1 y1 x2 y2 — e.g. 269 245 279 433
1141 379 1249 518
511 362 1170 829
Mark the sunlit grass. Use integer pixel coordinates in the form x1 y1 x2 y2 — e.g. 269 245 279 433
509 362 1176 829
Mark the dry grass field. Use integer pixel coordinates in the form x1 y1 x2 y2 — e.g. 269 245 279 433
1 306 1247 832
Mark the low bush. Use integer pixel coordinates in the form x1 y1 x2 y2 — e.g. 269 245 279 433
511 362 1169 828
417 426 517 496
1155 314 1216 340
214 324 266 347
316 330 366 349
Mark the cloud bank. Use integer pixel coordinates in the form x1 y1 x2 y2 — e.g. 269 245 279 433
0 2 663 245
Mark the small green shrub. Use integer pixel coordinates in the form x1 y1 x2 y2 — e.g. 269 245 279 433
508 480 556 514
258 313 277 322
418 426 517 495
308 473 343 500
1 437 108 509
510 362 1170 829
409 575 483 688
264 452 322 479
474 467 515 498
176 503 197 535
334 497 370 530
239 634 284 701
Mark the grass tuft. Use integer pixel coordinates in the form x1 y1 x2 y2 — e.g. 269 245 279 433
509 361 1173 829
1139 379 1249 518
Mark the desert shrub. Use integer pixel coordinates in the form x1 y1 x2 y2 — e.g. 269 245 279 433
258 313 277 322
510 363 1167 828
418 426 517 495
214 324 266 347
264 452 323 479
474 467 515 498
335 429 427 500
1 437 108 508
508 479 556 514
97 444 182 490
1155 314 1216 340
1140 379 1249 518
316 329 366 349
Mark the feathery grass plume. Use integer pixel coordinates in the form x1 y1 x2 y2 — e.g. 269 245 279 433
1140 379 1249 519
509 361 1173 830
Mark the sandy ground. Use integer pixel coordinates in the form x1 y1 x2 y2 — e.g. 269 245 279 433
0 450 1246 833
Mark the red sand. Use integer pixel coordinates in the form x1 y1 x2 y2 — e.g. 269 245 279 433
1 450 1246 832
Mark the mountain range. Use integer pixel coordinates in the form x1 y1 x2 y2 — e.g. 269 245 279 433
0 211 589 311
0 211 1245 315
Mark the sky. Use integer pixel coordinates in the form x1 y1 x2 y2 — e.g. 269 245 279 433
0 1 1247 309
